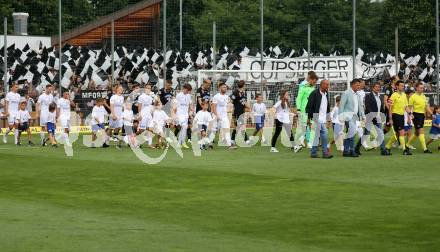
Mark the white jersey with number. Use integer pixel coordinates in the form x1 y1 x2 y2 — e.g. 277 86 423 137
212 93 229 119
6 92 21 114
175 92 192 117
110 94 124 119
91 105 107 125
57 98 71 119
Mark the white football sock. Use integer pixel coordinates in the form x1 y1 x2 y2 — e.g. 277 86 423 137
40 132 45 143
208 131 216 143
224 132 232 146
14 129 19 144
64 133 70 145
178 125 188 145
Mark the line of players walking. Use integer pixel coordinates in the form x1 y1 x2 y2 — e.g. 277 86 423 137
2 71 440 159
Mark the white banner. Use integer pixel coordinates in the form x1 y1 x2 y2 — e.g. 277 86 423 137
357 61 395 80
239 56 394 82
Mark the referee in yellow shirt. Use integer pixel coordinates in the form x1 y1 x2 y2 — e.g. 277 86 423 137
386 80 412 155
407 82 433 153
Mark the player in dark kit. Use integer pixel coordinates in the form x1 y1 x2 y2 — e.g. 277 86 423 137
231 80 250 145
157 80 175 139
158 80 175 109
196 79 212 112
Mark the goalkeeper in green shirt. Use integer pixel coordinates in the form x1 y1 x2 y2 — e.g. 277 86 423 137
293 71 318 152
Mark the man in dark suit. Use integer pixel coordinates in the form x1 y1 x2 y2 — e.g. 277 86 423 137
306 79 333 159
359 81 390 156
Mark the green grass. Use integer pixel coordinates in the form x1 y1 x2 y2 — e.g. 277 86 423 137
1 134 440 251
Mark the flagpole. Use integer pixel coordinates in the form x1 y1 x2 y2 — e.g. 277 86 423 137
163 0 167 83
3 17 7 93
436 0 439 103
260 0 264 94
111 19 115 86
307 23 311 70
212 21 216 70
58 0 62 95
352 0 356 80
395 27 399 76
179 0 182 51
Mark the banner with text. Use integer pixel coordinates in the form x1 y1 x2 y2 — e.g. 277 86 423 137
239 56 393 82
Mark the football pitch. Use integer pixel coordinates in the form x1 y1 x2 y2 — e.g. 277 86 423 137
1 135 440 251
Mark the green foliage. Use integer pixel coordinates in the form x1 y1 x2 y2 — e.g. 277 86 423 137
1 0 436 55
382 0 436 55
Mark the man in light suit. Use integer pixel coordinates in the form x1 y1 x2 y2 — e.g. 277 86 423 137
338 79 365 157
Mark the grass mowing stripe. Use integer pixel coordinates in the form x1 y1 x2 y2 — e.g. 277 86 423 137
1 199 315 252
1 135 440 251
2 145 440 191
1 155 440 251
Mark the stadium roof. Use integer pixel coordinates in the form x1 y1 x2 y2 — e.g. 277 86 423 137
52 0 162 49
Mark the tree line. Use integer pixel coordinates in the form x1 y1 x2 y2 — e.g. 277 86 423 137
1 0 436 55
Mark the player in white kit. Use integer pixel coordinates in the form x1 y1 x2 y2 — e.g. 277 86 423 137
252 93 267 144
3 83 21 144
91 98 109 148
193 101 213 150
57 91 76 146
152 100 172 148
173 84 193 149
136 83 156 148
108 85 124 147
37 84 54 145
16 101 34 146
212 82 236 150
122 101 136 147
